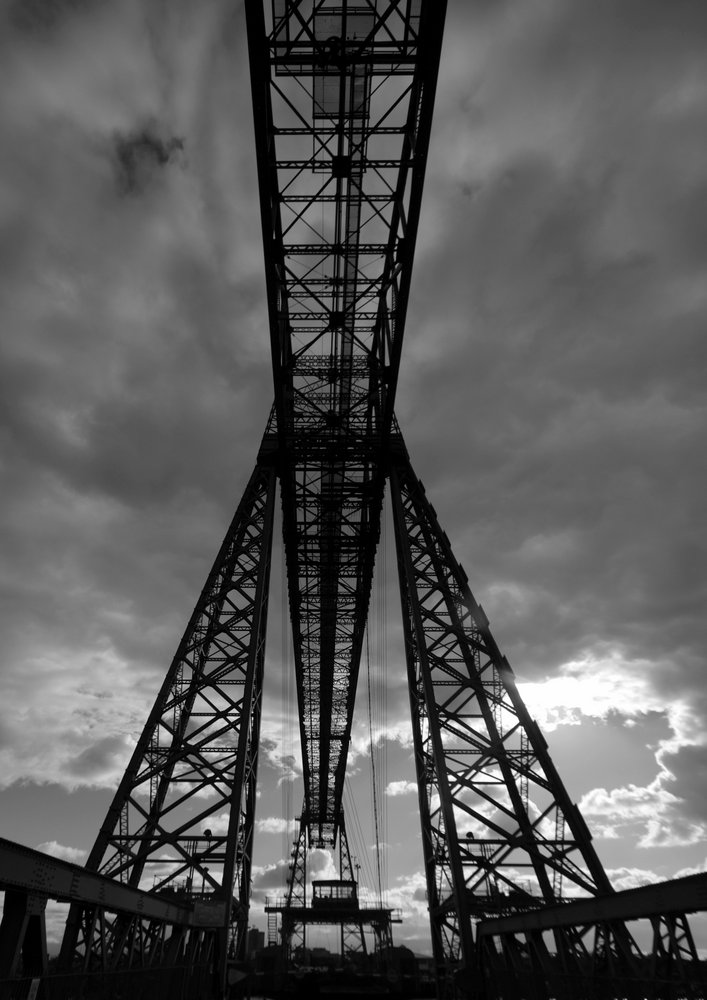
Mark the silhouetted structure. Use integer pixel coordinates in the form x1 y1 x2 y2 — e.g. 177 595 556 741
1 4 706 999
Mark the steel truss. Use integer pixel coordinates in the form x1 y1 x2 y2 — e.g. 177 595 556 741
389 452 707 999
49 419 707 997
59 460 277 989
14 3 700 999
246 0 447 848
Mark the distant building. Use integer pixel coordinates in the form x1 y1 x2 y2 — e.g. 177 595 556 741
246 926 265 957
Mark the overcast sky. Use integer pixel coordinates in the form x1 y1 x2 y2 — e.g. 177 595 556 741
1 0 706 955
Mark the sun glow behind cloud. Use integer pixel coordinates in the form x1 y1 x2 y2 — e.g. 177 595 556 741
518 650 707 852
520 650 671 730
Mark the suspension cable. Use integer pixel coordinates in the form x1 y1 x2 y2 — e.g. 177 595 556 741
343 783 376 896
379 495 389 899
366 626 384 905
282 529 292 868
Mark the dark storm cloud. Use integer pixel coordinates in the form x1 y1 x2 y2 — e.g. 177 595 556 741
113 125 184 194
8 0 93 34
0 0 271 789
397 0 707 693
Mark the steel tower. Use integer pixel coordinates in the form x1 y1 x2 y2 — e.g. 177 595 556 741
46 4 706 999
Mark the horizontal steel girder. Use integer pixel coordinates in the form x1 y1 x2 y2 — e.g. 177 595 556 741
477 871 707 936
0 837 217 928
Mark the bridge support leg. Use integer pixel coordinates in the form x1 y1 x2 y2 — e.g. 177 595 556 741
389 449 630 999
0 890 48 980
58 456 277 995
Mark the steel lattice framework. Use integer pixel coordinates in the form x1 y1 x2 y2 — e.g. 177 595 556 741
246 0 447 847
389 455 641 993
59 461 277 975
17 2 701 999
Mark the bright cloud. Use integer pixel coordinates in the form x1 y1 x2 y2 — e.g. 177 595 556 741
386 780 418 798
519 650 670 731
520 649 707 849
256 816 295 835
36 841 86 864
581 776 707 850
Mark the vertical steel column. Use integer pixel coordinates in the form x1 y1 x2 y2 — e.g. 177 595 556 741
283 810 308 961
0 891 48 981
390 466 476 998
339 815 368 961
